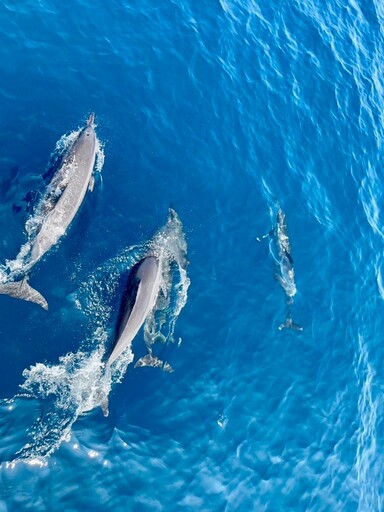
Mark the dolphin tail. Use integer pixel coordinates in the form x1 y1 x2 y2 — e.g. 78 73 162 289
134 354 174 373
278 316 302 332
0 278 48 310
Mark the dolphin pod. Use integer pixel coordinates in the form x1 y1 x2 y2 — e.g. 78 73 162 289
0 114 97 310
0 115 181 352
0 113 306 427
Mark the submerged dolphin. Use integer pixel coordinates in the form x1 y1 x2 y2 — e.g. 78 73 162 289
275 208 302 331
0 114 98 310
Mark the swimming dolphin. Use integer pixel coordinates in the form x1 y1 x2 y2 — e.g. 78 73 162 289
96 255 172 417
275 208 302 331
0 114 98 310
108 255 172 368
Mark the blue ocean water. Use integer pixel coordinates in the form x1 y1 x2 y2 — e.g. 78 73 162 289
0 0 384 509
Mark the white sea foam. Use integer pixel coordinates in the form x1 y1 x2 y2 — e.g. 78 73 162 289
95 136 105 174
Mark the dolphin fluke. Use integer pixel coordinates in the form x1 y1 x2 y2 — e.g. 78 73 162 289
278 316 303 332
0 278 48 310
134 354 174 373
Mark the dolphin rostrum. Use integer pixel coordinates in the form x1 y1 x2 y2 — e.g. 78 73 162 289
275 208 302 331
0 114 98 310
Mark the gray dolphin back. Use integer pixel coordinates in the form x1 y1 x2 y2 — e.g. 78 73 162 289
30 115 96 265
0 114 97 310
108 256 161 365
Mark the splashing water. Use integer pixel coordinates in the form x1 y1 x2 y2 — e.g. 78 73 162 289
15 348 110 463
94 136 105 174
3 209 189 464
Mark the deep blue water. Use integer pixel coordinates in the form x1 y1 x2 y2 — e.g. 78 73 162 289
1 0 384 510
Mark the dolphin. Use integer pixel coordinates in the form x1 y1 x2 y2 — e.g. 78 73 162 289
275 208 302 331
0 114 98 310
108 255 172 368
95 255 172 417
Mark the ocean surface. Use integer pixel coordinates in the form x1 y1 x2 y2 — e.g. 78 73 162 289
0 0 383 510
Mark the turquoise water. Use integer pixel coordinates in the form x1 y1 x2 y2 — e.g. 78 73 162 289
1 0 384 510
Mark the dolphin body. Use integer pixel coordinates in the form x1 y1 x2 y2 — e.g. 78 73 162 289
96 255 172 417
0 114 97 310
108 255 172 368
275 208 302 331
